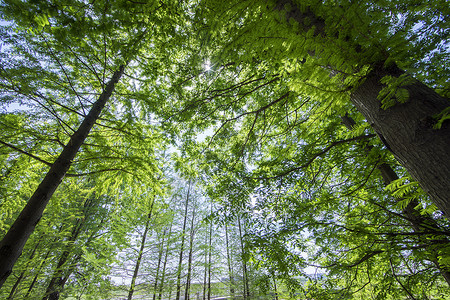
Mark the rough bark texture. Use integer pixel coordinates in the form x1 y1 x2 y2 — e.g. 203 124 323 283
341 114 450 285
350 65 450 218
274 0 450 218
0 66 125 287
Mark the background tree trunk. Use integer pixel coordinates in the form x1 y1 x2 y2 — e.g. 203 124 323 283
176 181 191 300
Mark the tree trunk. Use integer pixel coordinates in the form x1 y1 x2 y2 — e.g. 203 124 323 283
42 198 94 300
341 114 450 285
128 197 155 300
273 0 450 218
184 206 196 300
207 205 213 300
0 65 125 287
350 65 450 218
6 238 41 299
225 224 235 300
158 223 173 300
176 181 191 300
24 244 53 298
153 228 168 300
237 216 249 300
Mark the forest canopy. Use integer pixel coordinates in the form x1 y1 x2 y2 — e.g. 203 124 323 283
0 0 449 299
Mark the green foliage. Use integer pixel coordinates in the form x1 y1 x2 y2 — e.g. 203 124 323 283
0 0 449 298
378 74 415 109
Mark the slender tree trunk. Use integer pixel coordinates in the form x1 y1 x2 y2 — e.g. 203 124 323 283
341 114 450 285
43 198 94 300
272 275 278 300
273 0 450 218
184 206 196 300
0 66 125 287
207 205 213 300
158 223 173 300
202 228 208 300
237 216 249 300
225 223 235 300
176 181 191 300
24 245 53 298
6 238 41 299
128 197 155 300
153 228 168 300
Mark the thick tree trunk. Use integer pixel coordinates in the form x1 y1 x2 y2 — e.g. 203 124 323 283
350 65 450 218
273 0 450 218
341 114 450 285
0 66 125 287
128 197 155 300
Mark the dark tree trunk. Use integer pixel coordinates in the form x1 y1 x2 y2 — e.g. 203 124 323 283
273 0 450 218
42 198 96 299
207 204 213 300
202 228 208 300
24 244 53 298
341 114 450 285
128 197 155 300
0 66 125 287
350 65 450 218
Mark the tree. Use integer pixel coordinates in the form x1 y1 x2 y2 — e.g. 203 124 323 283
0 0 182 285
161 0 449 217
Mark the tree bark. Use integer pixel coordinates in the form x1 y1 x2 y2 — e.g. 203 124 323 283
158 223 173 300
341 114 450 285
0 65 125 287
237 216 249 300
128 197 155 300
350 65 450 218
6 238 41 299
273 0 450 218
175 181 191 300
184 205 196 300
225 223 235 300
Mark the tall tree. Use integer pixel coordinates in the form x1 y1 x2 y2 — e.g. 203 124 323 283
0 0 182 285
175 181 191 300
127 197 156 300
